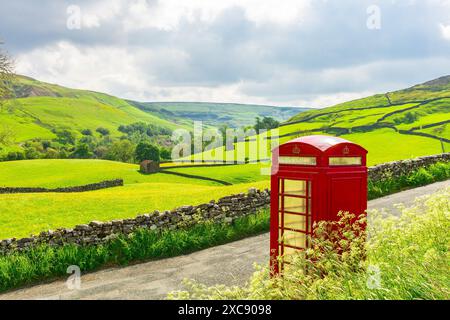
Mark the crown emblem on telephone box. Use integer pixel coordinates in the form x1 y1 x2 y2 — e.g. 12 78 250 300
343 145 350 155
292 146 301 154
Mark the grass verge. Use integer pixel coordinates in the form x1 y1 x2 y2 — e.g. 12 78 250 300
0 210 269 293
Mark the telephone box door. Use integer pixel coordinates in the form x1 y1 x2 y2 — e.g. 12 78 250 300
277 177 313 264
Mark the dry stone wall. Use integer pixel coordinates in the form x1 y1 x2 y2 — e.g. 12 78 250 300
368 153 449 181
0 179 124 194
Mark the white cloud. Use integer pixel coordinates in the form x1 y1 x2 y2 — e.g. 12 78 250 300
440 23 450 40
15 42 144 96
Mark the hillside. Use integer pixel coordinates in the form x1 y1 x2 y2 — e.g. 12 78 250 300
129 101 307 128
191 75 450 165
0 75 305 156
0 75 187 157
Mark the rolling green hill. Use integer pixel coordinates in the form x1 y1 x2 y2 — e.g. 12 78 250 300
0 75 306 157
189 75 450 164
129 101 308 128
3 75 185 138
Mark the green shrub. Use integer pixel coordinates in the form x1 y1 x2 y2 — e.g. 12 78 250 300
169 188 450 300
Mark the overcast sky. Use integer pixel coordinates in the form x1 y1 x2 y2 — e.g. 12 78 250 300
1 0 450 108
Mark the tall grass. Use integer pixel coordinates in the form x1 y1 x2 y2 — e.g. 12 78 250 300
169 188 449 300
0 210 269 292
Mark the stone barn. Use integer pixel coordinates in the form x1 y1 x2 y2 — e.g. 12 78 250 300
140 160 160 174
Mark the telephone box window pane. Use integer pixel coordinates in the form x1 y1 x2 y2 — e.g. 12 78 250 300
329 157 362 166
284 179 306 196
279 156 316 166
283 230 306 248
284 213 306 231
283 246 302 263
284 196 306 213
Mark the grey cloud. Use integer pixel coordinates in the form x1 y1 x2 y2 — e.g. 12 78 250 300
1 0 449 105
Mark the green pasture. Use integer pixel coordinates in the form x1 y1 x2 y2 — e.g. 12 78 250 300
0 180 269 239
418 124 449 141
0 159 271 239
341 128 447 164
164 163 270 185
0 159 268 188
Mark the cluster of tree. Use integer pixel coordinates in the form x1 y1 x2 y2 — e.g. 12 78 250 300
118 122 171 138
254 116 280 133
394 111 419 125
1 124 173 163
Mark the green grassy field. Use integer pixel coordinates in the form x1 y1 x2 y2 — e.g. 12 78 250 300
0 159 271 239
0 180 269 239
0 159 270 188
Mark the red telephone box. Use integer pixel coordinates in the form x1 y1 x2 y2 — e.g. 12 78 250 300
270 135 368 274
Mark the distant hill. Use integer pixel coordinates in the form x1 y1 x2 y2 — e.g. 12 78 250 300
129 101 308 128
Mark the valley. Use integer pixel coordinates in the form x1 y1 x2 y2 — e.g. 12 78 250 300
0 75 449 240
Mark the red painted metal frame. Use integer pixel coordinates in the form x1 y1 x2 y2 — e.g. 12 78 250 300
270 135 368 275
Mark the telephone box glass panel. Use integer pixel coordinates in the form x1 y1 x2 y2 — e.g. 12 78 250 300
279 156 316 166
329 157 362 166
284 179 306 196
283 230 306 248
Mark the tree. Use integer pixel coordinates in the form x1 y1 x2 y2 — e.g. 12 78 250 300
96 127 110 136
404 112 418 124
160 147 171 160
81 129 93 136
24 146 40 159
55 129 76 145
6 151 25 161
254 116 280 133
41 140 52 150
0 41 14 104
106 140 135 163
71 143 93 159
0 125 16 146
94 145 109 159
135 141 160 162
